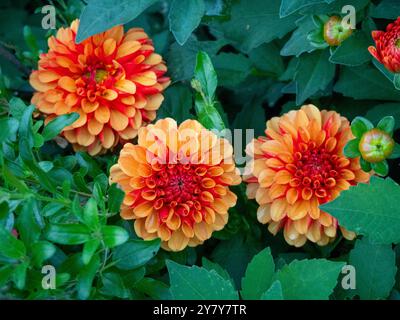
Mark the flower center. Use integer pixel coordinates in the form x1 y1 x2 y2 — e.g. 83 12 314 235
291 141 344 200
396 38 400 48
154 164 203 204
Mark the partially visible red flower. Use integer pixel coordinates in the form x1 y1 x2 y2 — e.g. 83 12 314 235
369 17 400 73
30 19 170 155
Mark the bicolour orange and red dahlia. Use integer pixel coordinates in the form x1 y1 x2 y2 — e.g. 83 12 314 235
244 105 370 247
109 118 241 251
30 19 169 155
369 17 400 73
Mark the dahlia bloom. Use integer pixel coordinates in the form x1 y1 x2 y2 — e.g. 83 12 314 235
30 20 169 155
109 118 241 251
244 105 370 247
368 17 400 73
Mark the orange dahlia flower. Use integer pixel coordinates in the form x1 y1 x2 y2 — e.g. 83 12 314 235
109 118 241 251
244 105 370 247
368 17 400 73
30 19 169 155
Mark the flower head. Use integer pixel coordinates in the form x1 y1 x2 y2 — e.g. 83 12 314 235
359 128 395 163
244 105 370 247
30 20 170 155
109 118 241 251
323 16 352 46
368 17 400 73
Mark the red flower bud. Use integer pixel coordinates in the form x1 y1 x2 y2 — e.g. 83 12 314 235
359 129 395 163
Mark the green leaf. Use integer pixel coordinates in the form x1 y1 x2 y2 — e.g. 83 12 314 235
295 50 335 104
281 16 316 57
329 31 371 66
394 73 400 90
359 157 372 172
82 239 101 265
213 53 252 87
194 97 226 131
17 198 42 246
388 143 400 159
320 176 400 244
135 277 172 299
351 116 374 138
0 265 14 287
210 0 298 53
157 84 193 122
249 42 284 76
100 272 130 299
31 241 56 267
260 280 284 300
45 224 91 245
241 247 275 300
166 260 239 300
77 254 100 300
366 103 400 131
377 116 395 135
0 118 18 143
83 198 99 230
334 64 400 101
107 183 125 214
18 104 35 149
343 139 361 158
76 0 159 43
276 259 345 299
13 262 28 290
371 0 400 19
169 0 205 45
101 226 129 248
371 160 389 177
349 237 397 299
280 0 327 17
201 257 233 284
41 113 79 141
0 226 26 259
194 51 217 101
113 239 161 270
9 97 27 120
167 36 227 82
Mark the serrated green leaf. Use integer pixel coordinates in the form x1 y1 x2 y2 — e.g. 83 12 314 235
349 237 397 299
210 0 298 53
295 50 335 104
241 247 275 300
321 176 400 244
167 260 238 300
260 280 284 300
76 0 159 43
194 51 217 101
334 64 400 101
276 259 344 299
169 0 205 45
281 16 316 57
329 31 371 66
